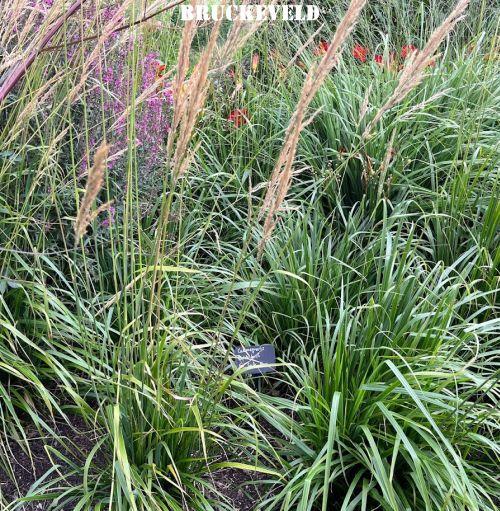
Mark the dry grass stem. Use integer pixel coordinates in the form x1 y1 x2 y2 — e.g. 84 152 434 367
169 0 197 141
399 89 451 120
258 0 367 253
166 0 270 181
0 0 84 104
74 141 109 242
170 15 223 180
4 70 66 139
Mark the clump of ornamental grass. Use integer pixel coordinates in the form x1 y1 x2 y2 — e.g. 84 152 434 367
147 0 273 330
254 211 499 511
245 206 366 350
0 1 498 511
259 0 472 252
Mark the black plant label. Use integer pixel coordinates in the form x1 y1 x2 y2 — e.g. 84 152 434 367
234 344 276 375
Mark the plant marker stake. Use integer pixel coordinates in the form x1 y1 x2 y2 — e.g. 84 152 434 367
0 0 87 105
233 344 276 376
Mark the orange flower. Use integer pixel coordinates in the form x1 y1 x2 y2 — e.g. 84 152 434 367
401 44 418 59
228 108 249 128
314 40 330 56
353 44 369 62
155 64 166 81
374 52 397 70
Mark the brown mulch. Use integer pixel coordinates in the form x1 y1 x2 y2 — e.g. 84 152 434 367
0 376 287 510
1 419 274 511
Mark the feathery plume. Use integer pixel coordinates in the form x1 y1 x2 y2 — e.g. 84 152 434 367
74 141 110 242
169 0 197 142
363 0 469 138
258 0 367 253
169 14 223 180
166 0 271 180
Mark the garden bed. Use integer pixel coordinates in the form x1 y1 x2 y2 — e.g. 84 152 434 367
0 0 498 510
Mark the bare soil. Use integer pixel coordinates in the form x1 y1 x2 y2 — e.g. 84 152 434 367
0 414 101 510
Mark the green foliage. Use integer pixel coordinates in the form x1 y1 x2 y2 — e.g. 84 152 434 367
0 0 498 510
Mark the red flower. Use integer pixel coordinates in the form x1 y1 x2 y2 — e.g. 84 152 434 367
353 44 369 63
401 44 418 59
228 109 249 128
155 64 166 80
314 40 330 56
374 52 397 70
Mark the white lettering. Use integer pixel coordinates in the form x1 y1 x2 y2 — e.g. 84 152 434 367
267 5 278 21
195 5 210 20
255 5 267 21
181 5 321 22
180 5 194 20
307 5 320 20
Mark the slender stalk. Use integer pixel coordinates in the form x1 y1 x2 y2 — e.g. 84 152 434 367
40 0 188 54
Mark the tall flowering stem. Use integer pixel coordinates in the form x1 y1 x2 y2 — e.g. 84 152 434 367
0 0 87 104
363 0 469 138
258 0 367 254
79 4 174 218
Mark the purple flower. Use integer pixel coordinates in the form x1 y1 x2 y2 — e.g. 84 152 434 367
80 9 174 215
101 205 116 228
103 67 114 84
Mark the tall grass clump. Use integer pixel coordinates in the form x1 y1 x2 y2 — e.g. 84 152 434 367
255 205 499 510
0 0 498 510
